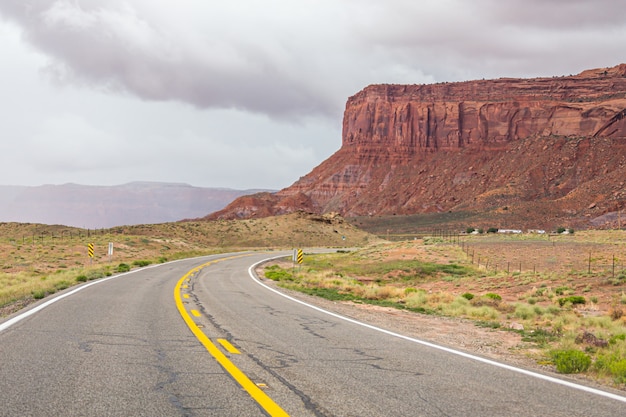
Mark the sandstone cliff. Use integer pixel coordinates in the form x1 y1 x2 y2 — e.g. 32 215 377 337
208 65 626 229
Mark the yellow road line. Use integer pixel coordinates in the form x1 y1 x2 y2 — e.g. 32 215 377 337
217 338 241 354
174 256 289 417
183 294 189 299
191 309 201 317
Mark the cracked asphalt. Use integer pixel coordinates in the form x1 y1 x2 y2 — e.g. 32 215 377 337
1 252 625 416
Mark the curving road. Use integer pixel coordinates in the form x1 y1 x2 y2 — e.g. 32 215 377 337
1 251 625 416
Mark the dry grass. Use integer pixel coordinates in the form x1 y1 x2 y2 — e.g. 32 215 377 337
0 212 375 315
263 232 626 386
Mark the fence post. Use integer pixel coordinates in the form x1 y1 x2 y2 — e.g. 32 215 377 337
613 255 615 278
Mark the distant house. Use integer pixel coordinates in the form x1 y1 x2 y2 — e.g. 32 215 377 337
498 229 522 234
527 229 546 234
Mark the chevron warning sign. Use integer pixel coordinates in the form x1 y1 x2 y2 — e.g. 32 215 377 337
296 249 303 264
88 243 94 258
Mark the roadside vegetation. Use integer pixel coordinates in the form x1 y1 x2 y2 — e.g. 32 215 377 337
263 232 626 388
0 213 370 315
3 215 626 388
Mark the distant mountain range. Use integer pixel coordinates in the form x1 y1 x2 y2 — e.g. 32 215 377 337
0 182 268 228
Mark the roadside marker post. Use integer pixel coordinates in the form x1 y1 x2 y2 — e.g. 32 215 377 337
292 248 303 276
87 243 94 265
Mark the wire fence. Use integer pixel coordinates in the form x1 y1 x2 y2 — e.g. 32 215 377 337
386 230 626 279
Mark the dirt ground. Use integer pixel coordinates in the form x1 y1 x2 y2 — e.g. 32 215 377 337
256 236 626 392
256 273 623 392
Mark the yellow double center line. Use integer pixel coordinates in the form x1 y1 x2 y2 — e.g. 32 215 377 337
174 256 289 417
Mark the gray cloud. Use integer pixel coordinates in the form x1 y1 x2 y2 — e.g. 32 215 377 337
0 0 625 191
1 1 342 119
3 0 625 120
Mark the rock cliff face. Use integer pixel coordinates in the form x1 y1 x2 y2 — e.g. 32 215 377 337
208 65 626 229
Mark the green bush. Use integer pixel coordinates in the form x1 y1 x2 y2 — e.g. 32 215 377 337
87 271 105 280
609 360 626 384
132 260 152 267
609 334 626 344
487 227 498 233
558 296 586 307
116 263 131 273
484 293 502 301
32 290 46 300
556 227 567 234
76 275 88 282
54 281 71 291
551 349 591 373
555 286 570 295
462 292 474 300
264 265 293 281
466 227 475 234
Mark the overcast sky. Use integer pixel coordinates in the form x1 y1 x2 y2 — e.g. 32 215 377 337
1 1 625 190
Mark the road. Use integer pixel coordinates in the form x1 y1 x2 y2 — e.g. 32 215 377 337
1 251 625 416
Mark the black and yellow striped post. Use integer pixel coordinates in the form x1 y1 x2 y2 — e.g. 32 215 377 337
292 248 304 275
88 243 94 264
296 249 303 264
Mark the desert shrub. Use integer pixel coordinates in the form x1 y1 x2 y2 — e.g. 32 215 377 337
132 260 152 267
116 263 131 273
558 296 586 307
555 286 570 295
466 227 475 234
462 292 474 300
405 291 428 308
404 287 418 295
514 304 537 320
556 227 567 234
54 281 70 291
551 349 591 373
87 271 105 280
467 305 499 320
485 293 502 301
32 289 46 299
487 227 498 233
264 265 293 281
522 328 559 346
609 360 626 384
76 275 88 282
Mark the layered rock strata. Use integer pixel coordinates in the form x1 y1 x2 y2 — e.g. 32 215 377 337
208 65 626 229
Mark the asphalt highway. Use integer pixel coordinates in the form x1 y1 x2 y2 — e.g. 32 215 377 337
1 251 625 416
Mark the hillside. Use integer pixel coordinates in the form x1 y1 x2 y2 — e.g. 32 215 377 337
208 64 626 231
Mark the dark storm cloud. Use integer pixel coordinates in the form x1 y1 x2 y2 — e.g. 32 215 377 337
0 0 339 119
2 0 625 120
0 0 625 191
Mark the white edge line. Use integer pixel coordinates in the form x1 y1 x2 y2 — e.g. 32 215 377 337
248 254 626 404
0 255 216 334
